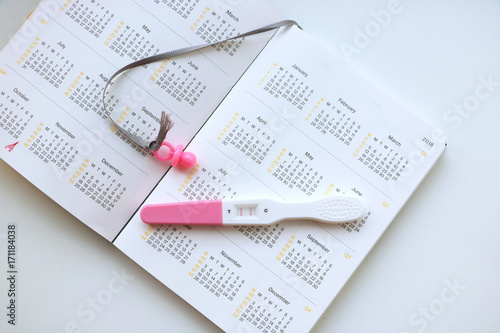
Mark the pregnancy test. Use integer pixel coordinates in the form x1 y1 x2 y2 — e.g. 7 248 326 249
140 197 364 226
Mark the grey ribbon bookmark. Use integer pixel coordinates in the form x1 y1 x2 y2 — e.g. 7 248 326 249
102 19 300 154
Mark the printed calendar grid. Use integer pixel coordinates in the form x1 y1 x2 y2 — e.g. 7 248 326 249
235 288 294 333
192 7 244 57
26 126 79 172
277 237 333 290
267 148 323 197
70 160 127 211
262 65 314 111
106 22 161 61
0 90 35 140
150 59 207 107
217 113 277 166
186 250 246 301
64 0 114 38
191 253 244 301
151 0 201 19
213 229 316 306
65 72 102 116
340 211 371 233
175 163 238 201
19 38 75 89
308 101 361 147
142 225 198 264
234 224 284 249
206 140 285 200
354 133 409 183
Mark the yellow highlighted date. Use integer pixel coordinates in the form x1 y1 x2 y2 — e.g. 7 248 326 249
233 288 256 319
69 159 90 184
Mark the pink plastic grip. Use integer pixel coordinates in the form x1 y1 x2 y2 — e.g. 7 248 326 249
140 200 223 225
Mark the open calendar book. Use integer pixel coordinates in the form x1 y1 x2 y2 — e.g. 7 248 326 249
0 0 445 331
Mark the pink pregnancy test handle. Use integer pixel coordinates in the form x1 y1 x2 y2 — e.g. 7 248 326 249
140 200 223 225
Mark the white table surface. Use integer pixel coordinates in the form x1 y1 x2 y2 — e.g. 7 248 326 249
1 1 499 332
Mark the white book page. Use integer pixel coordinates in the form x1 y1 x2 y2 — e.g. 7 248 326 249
114 26 446 332
0 0 282 241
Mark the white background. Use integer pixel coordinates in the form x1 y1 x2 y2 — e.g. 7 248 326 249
1 1 499 332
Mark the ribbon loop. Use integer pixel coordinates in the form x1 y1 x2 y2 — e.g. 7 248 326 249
101 20 300 159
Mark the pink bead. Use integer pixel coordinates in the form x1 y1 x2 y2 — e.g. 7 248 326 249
179 151 197 168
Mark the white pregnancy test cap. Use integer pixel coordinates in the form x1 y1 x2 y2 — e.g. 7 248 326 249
141 196 365 226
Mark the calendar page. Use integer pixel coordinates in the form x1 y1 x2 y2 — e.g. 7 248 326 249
114 26 446 332
0 0 282 241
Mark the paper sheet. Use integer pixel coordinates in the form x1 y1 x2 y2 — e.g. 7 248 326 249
0 0 282 240
113 26 446 332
